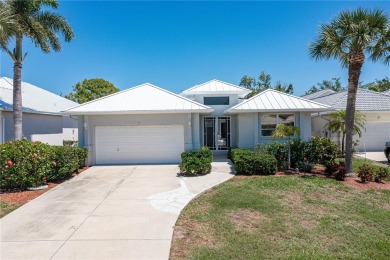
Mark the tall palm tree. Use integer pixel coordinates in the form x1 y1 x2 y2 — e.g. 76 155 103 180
0 1 13 49
325 110 366 154
309 8 390 173
1 0 74 140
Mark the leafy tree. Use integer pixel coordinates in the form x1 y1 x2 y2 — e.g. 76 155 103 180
65 78 120 103
305 78 345 95
239 71 294 98
272 124 300 168
309 8 390 174
325 110 365 155
365 77 390 92
0 0 74 140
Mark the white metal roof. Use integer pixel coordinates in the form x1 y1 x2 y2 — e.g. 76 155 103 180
180 79 251 98
225 89 333 114
311 88 390 111
0 77 78 114
64 83 213 115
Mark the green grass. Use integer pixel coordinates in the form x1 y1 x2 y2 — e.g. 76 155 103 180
170 176 390 259
0 201 19 218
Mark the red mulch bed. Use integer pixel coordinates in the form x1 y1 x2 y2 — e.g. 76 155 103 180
0 166 90 206
235 165 390 192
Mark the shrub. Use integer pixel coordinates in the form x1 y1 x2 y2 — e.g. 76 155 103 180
48 146 79 182
0 140 89 190
230 148 277 175
334 162 347 181
0 140 52 190
289 139 308 167
229 148 252 164
307 137 339 166
357 164 374 183
179 147 212 175
76 147 88 168
265 142 288 170
373 167 389 183
296 160 313 174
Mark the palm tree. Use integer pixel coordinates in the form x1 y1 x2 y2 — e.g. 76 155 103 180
0 2 13 49
1 0 74 140
309 8 390 174
325 110 366 154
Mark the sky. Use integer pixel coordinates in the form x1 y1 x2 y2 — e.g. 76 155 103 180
1 1 389 97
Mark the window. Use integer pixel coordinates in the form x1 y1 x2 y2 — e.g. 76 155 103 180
204 97 229 105
261 114 295 136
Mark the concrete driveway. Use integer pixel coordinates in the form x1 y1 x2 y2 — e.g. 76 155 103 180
355 152 389 165
0 160 234 260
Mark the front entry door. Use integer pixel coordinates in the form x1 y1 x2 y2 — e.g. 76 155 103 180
204 117 230 150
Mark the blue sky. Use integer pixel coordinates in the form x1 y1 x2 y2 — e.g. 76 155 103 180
1 1 389 96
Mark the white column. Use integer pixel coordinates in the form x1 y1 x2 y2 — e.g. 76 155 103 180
186 113 193 150
253 113 259 148
0 111 3 144
191 113 200 150
299 112 312 141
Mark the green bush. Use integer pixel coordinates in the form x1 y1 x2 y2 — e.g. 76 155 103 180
0 140 89 190
265 142 289 169
307 137 339 166
296 160 313 174
48 146 78 182
179 147 212 175
229 148 252 164
373 167 388 183
0 140 52 190
357 164 374 183
230 148 277 175
76 147 88 168
63 140 78 147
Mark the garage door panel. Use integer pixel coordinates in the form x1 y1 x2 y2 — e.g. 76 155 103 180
355 122 390 152
95 125 184 164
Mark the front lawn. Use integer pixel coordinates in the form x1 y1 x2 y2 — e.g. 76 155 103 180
170 176 390 259
0 201 19 218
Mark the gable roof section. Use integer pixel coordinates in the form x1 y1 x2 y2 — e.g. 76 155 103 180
0 77 78 114
225 89 333 114
64 83 213 115
311 89 390 111
180 79 251 98
301 89 336 100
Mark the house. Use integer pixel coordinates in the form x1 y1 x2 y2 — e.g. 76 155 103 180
0 77 78 145
308 89 390 152
63 80 332 165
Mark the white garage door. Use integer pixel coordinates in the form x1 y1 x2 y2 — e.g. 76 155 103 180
356 122 390 152
95 125 184 164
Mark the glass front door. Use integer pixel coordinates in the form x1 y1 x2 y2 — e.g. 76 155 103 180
204 117 230 150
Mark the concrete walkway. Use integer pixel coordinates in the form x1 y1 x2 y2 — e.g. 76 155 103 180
0 158 234 260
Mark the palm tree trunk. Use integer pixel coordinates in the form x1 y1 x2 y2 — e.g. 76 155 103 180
341 132 345 155
345 56 363 174
13 34 23 140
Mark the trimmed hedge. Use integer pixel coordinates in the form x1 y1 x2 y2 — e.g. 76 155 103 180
230 148 277 175
179 147 213 175
0 140 88 190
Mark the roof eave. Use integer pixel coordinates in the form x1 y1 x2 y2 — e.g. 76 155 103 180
63 109 214 116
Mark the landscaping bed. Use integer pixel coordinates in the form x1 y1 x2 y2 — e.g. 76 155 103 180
170 175 390 259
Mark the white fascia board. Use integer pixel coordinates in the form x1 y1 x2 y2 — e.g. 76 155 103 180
63 109 214 116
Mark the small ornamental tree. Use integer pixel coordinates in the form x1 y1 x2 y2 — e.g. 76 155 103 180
272 124 300 169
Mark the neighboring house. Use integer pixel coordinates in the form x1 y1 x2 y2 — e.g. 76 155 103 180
0 77 78 145
301 89 336 100
308 89 390 152
64 79 331 165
